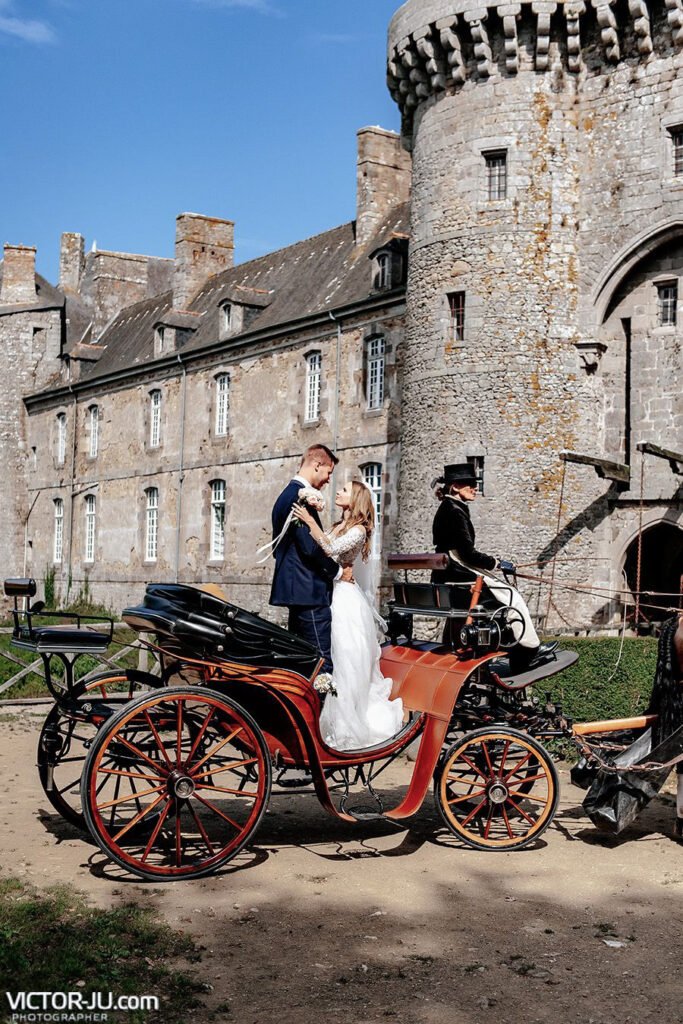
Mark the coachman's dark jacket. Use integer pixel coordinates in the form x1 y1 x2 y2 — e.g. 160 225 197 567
431 496 497 584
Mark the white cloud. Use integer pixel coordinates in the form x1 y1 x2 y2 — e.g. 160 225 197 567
0 3 56 43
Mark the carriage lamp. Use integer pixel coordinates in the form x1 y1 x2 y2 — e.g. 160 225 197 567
459 621 500 652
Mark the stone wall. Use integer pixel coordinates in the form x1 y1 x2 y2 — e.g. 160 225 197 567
79 250 173 337
389 0 683 628
24 306 404 617
0 306 64 588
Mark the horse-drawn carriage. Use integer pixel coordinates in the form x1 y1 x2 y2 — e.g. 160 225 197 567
4 556 676 881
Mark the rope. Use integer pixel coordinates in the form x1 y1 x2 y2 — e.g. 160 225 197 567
634 450 646 627
514 569 683 614
604 572 628 684
544 458 567 632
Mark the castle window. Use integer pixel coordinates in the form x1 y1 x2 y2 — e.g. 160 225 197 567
84 494 96 563
215 373 230 437
88 405 99 459
210 479 226 561
53 498 64 564
149 389 162 448
304 351 321 422
447 291 466 343
657 281 677 326
145 487 159 562
361 463 383 558
366 336 385 410
154 325 166 356
221 303 232 333
671 129 683 176
467 455 486 495
377 253 390 290
56 413 67 466
484 150 507 201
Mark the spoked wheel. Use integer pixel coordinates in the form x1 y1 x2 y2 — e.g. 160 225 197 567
434 727 559 851
37 670 163 830
81 687 272 881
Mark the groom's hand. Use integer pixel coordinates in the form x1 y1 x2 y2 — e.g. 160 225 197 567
340 567 355 584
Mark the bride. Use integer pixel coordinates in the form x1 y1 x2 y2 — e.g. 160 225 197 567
292 480 404 751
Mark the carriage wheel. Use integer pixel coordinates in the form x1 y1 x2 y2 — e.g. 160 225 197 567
81 687 271 881
434 727 559 851
37 670 162 830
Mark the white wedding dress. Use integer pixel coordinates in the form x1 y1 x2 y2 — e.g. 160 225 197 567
316 525 404 751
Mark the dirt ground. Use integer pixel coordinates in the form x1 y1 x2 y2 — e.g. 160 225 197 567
1 706 681 1024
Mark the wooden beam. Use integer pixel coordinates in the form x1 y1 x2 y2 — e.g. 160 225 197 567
636 441 683 475
559 450 631 485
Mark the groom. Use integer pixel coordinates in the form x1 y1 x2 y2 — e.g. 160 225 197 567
270 444 347 673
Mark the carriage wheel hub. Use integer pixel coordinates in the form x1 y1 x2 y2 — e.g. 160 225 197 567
488 782 508 805
169 771 195 799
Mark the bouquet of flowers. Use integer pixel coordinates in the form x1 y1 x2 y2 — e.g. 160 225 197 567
297 487 325 513
256 486 325 562
313 672 337 697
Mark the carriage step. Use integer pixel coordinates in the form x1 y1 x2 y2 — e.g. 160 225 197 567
346 805 385 821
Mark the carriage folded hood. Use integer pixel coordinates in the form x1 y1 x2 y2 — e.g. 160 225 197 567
123 583 322 679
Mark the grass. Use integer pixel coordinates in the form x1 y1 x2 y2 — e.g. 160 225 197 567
541 635 659 722
0 877 205 1024
0 627 143 701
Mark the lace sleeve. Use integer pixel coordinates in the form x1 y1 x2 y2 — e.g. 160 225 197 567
318 525 366 564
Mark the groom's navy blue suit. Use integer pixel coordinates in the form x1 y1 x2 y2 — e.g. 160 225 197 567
270 479 338 673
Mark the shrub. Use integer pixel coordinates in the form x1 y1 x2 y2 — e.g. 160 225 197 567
542 636 659 722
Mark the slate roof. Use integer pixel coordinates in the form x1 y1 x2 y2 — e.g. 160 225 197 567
79 203 410 383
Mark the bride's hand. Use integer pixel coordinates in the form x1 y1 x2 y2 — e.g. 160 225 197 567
340 567 355 584
291 503 314 527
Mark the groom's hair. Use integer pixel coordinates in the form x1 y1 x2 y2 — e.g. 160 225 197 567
300 444 339 468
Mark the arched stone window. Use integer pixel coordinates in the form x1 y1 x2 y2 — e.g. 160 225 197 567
304 351 321 422
88 404 99 459
53 498 64 564
209 479 226 561
145 487 159 562
361 462 383 558
84 494 96 563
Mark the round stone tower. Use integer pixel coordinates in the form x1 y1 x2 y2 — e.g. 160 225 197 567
388 0 683 626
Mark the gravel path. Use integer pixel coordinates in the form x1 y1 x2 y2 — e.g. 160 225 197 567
1 708 681 1024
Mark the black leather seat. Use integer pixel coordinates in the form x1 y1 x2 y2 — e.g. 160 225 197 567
13 624 111 654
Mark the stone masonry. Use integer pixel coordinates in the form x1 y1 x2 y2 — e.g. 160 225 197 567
389 0 683 628
0 127 410 620
1 2 682 630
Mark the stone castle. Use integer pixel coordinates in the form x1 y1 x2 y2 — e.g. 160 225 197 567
1 0 682 629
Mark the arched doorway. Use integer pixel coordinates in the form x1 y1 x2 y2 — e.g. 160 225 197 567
623 523 683 623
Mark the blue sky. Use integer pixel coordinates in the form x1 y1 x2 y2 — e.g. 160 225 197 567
0 0 402 282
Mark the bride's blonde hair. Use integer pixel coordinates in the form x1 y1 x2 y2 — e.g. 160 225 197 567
334 480 375 561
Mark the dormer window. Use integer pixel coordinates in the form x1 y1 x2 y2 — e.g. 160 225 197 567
377 253 391 290
369 239 407 292
219 301 244 338
154 325 166 356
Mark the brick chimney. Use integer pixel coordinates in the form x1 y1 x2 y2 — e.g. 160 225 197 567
59 232 85 294
174 213 235 311
1 244 37 305
356 127 412 249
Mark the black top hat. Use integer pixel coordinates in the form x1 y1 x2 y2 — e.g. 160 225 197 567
443 463 477 487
